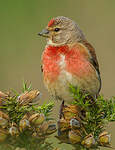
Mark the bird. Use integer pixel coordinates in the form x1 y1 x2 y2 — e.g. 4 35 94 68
38 16 101 112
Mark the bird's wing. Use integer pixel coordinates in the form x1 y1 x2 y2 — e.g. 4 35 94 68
80 40 100 76
79 40 101 94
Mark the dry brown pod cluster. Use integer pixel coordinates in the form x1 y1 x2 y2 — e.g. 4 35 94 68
0 90 56 143
56 104 111 149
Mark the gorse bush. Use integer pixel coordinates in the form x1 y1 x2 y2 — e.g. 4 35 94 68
0 82 56 150
56 85 115 150
0 83 115 150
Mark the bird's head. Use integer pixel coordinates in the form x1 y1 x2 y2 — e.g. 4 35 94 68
38 16 85 46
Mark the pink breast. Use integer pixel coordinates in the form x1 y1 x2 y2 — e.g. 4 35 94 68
42 45 93 82
65 49 93 77
42 46 61 82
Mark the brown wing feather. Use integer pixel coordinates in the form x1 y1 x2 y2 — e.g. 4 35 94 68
80 40 100 75
79 40 101 94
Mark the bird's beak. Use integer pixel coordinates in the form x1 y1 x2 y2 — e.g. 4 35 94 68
38 29 49 37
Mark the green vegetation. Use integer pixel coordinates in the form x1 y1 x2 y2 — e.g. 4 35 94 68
70 85 115 135
0 82 56 150
0 83 115 150
70 85 115 149
55 85 115 150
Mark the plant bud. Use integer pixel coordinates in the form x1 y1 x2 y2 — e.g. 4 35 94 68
81 134 96 148
46 121 56 134
70 118 80 129
0 117 8 128
0 91 8 106
21 113 31 120
38 121 49 134
18 90 40 105
64 105 80 114
19 119 30 132
63 111 75 120
0 91 8 99
0 111 9 128
9 123 19 136
62 105 81 120
99 131 111 146
68 130 81 144
29 113 45 126
58 118 70 132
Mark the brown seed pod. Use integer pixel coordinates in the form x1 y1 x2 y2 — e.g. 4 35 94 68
0 91 9 106
0 128 8 142
63 105 80 114
17 90 40 105
0 118 8 129
46 121 56 134
70 118 81 129
62 105 82 121
68 130 82 144
0 91 8 99
63 111 75 120
37 121 56 135
0 111 9 128
58 118 70 132
81 134 96 148
29 113 45 126
9 123 19 136
99 131 111 146
0 111 9 120
21 112 31 120
19 119 30 132
38 121 49 134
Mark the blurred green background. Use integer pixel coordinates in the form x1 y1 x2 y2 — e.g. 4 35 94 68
0 0 115 149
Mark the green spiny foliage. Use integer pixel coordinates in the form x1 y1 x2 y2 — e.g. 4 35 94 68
0 82 54 124
37 102 54 117
69 85 115 145
0 82 56 150
22 81 32 93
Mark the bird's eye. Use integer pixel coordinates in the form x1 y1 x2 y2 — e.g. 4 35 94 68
54 28 60 32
